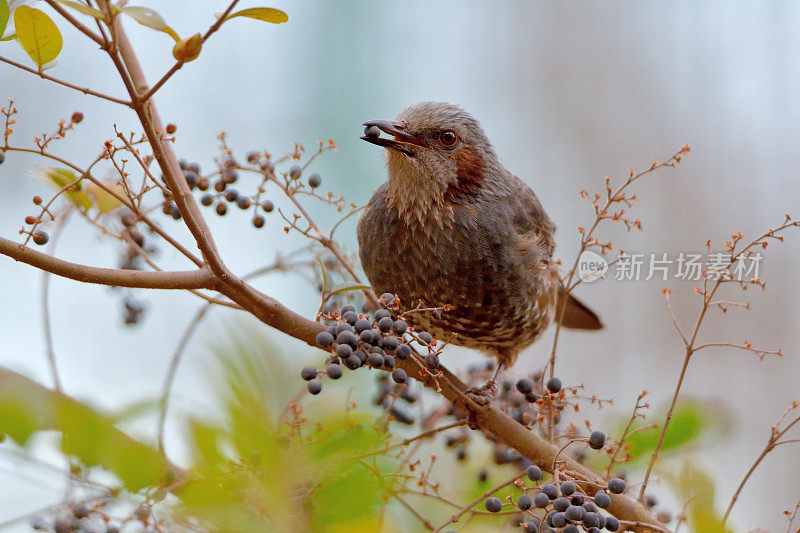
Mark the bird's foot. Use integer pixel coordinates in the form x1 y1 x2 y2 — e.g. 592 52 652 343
464 379 498 406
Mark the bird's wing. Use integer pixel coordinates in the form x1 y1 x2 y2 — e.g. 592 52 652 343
505 175 556 261
505 176 604 330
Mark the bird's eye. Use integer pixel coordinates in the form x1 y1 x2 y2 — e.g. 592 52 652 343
439 130 457 146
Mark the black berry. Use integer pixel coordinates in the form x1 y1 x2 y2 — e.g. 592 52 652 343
607 478 625 494
392 368 407 383
300 366 317 381
589 430 606 450
546 377 562 393
484 497 502 513
325 364 343 379
516 378 534 394
527 465 542 481
517 494 532 511
307 379 322 395
593 491 611 508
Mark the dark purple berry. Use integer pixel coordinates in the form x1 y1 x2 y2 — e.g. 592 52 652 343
392 368 407 384
368 352 384 368
605 517 620 531
516 378 534 394
425 353 439 370
374 308 391 321
589 430 606 450
201 194 214 206
583 512 600 528
484 497 502 513
542 484 559 500
342 310 358 325
307 173 321 188
326 363 343 379
378 316 393 332
383 335 399 351
593 491 611 508
336 330 357 347
300 366 317 381
417 331 433 345
560 480 576 496
607 478 625 494
527 465 542 481
345 354 360 370
553 497 569 512
307 379 322 395
534 492 549 508
395 344 411 359
565 505 584 521
550 512 566 528
335 344 353 358
546 377 562 393
517 494 532 511
288 165 302 179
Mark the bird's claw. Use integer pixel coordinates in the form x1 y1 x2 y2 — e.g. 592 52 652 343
464 380 498 406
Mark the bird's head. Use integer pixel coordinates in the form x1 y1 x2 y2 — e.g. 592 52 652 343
361 102 501 212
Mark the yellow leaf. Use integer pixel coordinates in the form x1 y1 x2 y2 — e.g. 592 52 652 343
55 0 106 21
223 7 288 24
28 165 92 211
85 181 125 214
14 6 63 68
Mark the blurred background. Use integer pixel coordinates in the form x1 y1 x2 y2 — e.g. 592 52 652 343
1 1 799 531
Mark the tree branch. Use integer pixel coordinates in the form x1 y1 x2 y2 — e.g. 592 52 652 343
0 236 217 290
0 56 132 107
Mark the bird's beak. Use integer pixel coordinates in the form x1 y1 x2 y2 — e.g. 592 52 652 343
360 120 428 156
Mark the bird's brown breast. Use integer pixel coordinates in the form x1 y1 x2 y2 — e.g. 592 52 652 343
357 184 557 355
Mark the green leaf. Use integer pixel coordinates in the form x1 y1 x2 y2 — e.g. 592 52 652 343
117 6 179 42
611 401 714 465
0 368 167 491
222 7 288 24
0 0 9 41
56 0 106 21
329 281 371 296
14 6 63 68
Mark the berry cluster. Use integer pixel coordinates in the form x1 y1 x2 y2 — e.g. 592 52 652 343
482 467 626 532
309 293 439 401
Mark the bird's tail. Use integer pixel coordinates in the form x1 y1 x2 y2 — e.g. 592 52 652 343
555 287 603 330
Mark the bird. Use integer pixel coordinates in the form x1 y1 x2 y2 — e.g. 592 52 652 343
357 102 601 400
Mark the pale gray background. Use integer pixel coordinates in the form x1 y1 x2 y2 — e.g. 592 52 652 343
1 1 799 531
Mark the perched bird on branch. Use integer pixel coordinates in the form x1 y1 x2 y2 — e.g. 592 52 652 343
358 102 601 400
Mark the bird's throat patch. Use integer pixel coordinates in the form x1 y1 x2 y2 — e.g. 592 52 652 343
447 145 485 202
